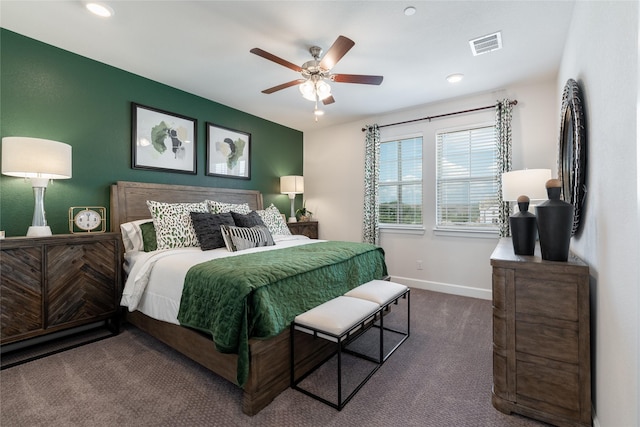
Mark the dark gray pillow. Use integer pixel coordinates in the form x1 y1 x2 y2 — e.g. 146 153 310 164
190 212 235 250
230 211 265 228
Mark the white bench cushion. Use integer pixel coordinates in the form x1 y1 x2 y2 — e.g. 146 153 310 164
344 280 408 306
294 296 379 337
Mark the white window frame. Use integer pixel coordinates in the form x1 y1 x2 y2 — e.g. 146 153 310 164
434 122 499 238
378 133 423 232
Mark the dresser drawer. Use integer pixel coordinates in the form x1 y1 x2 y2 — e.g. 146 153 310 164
515 275 578 321
516 320 579 364
516 359 581 420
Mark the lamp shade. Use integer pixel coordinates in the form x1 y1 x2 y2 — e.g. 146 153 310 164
2 137 72 179
501 169 551 201
280 175 304 194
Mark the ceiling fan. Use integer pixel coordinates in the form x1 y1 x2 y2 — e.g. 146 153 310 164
250 35 383 109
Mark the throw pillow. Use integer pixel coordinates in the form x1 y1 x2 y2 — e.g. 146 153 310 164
220 224 275 252
230 211 265 228
256 204 292 235
190 212 235 250
139 221 157 252
207 200 251 214
146 200 208 250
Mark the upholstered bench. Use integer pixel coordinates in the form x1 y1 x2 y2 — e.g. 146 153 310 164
345 279 410 362
290 296 382 410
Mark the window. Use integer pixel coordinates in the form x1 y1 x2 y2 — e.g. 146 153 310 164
435 125 499 231
379 136 423 226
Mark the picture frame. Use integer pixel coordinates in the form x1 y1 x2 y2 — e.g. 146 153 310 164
206 122 251 179
132 103 197 174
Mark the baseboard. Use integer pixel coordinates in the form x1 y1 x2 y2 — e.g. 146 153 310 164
389 276 492 301
592 406 600 427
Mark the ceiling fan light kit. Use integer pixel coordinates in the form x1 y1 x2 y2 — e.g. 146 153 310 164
251 35 383 120
299 77 332 102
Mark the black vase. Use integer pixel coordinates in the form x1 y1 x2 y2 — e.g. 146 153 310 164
510 197 537 256
535 183 574 262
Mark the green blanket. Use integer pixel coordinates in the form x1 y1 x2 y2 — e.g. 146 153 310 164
177 241 387 387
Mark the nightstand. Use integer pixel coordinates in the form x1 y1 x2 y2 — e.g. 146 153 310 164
287 221 318 239
1 233 122 363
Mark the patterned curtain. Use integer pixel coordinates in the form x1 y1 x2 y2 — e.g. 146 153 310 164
363 124 380 245
496 99 513 237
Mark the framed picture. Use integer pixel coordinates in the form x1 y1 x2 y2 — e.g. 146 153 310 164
206 122 251 179
132 103 197 174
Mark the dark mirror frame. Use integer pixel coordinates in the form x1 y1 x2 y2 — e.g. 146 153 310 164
558 78 586 236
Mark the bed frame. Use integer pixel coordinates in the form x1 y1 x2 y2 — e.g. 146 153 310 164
110 181 333 415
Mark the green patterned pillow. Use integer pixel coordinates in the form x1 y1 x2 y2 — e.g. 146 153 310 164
207 200 250 214
257 204 291 235
146 200 208 249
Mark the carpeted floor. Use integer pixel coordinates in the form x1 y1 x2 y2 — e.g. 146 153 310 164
0 289 549 426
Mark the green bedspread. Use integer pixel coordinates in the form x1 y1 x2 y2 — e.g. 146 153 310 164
176 241 387 387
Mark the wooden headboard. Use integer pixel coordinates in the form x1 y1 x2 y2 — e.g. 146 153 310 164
110 181 264 232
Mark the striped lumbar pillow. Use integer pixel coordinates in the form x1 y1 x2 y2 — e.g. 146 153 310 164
220 224 275 252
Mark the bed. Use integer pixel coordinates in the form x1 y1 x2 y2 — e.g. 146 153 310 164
110 181 387 415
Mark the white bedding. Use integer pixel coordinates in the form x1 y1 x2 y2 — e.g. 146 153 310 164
121 234 319 325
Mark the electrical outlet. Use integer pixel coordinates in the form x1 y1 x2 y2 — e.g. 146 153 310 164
416 260 423 270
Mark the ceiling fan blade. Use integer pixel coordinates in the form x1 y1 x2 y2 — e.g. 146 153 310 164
250 48 303 72
322 96 335 105
331 74 384 85
261 79 306 94
319 36 355 70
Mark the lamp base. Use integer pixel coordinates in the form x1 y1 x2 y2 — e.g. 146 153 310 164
27 226 52 237
288 216 297 223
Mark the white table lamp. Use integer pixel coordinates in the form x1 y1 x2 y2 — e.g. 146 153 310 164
502 169 551 212
280 175 304 223
2 137 72 236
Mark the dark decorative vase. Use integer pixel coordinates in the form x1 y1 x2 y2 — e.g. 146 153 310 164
535 179 574 262
510 195 537 255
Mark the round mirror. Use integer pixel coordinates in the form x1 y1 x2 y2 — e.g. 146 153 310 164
558 79 586 235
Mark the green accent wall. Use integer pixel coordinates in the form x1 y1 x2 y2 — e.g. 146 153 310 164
0 29 303 237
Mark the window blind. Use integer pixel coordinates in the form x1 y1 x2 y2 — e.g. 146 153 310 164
436 126 499 229
379 136 423 225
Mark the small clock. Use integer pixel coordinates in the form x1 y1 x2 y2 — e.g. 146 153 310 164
69 207 106 233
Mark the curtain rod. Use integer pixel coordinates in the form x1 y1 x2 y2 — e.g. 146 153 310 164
361 100 518 132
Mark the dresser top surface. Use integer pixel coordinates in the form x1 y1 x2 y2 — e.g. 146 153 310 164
491 238 588 269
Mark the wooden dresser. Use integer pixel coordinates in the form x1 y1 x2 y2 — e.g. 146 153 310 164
490 238 591 427
1 233 122 347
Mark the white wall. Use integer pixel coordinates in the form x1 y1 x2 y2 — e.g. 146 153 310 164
558 2 639 426
305 78 558 298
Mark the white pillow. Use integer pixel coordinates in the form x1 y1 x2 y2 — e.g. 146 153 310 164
207 200 251 214
256 204 291 235
120 219 152 252
146 200 208 250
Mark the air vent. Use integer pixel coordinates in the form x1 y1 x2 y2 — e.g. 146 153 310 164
469 31 502 56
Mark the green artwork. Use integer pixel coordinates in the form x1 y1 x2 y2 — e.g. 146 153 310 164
151 121 187 159
217 137 246 169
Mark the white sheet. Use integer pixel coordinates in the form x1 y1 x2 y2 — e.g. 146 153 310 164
121 234 320 325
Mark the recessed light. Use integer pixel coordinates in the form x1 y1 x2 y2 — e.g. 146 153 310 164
446 73 464 83
404 6 417 16
85 2 114 18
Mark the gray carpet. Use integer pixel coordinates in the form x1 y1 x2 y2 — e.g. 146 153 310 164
1 289 548 426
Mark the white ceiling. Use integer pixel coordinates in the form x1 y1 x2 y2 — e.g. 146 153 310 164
0 1 576 133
